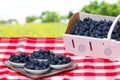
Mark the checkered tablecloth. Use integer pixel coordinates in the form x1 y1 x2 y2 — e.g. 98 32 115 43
0 37 120 80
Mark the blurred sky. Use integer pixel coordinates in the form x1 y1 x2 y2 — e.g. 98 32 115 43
0 0 118 23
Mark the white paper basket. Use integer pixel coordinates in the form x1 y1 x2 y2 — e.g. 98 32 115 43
63 12 120 61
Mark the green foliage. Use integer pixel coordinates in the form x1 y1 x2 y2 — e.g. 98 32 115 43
0 20 7 24
67 11 73 18
81 0 120 16
60 15 67 20
40 11 60 22
0 23 66 37
26 15 37 23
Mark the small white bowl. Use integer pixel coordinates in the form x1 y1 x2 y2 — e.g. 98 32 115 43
24 67 50 74
50 62 72 69
9 60 25 67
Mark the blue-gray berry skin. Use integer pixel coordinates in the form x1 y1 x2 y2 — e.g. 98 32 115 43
24 60 50 70
9 49 72 70
9 52 28 63
31 49 55 59
50 55 71 65
71 17 120 41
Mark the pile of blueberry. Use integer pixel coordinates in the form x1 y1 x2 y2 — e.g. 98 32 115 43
9 52 28 63
71 17 120 41
25 59 49 70
9 49 72 70
50 55 71 65
31 49 55 60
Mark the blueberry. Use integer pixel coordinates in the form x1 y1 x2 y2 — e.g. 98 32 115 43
9 57 14 62
29 64 35 69
31 49 55 60
70 17 119 40
49 55 72 65
58 60 63 64
31 51 39 57
63 58 68 64
19 52 26 57
84 24 90 30
32 51 38 54
66 57 71 62
9 49 56 69
15 55 20 59
50 53 55 57
74 30 78 35
43 66 47 69
38 62 42 66
44 52 49 56
84 31 90 36
10 54 15 57
38 49 45 53
108 20 113 26
95 33 99 38
50 61 56 65
54 58 58 64
45 50 50 53
27 56 33 61
29 58 34 63
99 20 104 24
41 61 46 66
15 60 20 63
19 58 25 63
116 38 120 41
25 63 30 68
95 22 100 26
83 18 88 22
34 60 39 64
112 34 116 39
39 55 44 59
103 26 107 31
44 62 49 67
56 55 63 60
22 58 26 63
90 32 94 37
35 65 41 70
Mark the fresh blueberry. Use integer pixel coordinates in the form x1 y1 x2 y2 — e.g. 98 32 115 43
66 57 71 62
58 60 63 64
50 60 56 65
35 65 41 70
10 54 15 57
44 62 49 67
19 52 26 57
9 57 14 62
29 64 35 69
56 55 63 60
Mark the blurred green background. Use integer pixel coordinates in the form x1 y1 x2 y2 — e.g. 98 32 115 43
0 0 120 37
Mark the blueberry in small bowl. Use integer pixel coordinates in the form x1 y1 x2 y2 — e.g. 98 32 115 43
24 59 50 74
31 49 55 61
9 52 28 67
50 55 72 69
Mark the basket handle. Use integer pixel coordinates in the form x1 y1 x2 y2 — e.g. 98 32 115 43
107 15 120 40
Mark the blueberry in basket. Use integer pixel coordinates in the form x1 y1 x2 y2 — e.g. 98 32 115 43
9 52 28 67
50 55 72 69
31 49 55 61
24 59 50 74
70 17 120 41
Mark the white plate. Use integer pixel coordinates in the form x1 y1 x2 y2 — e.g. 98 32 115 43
24 67 50 74
9 60 25 67
50 62 72 69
